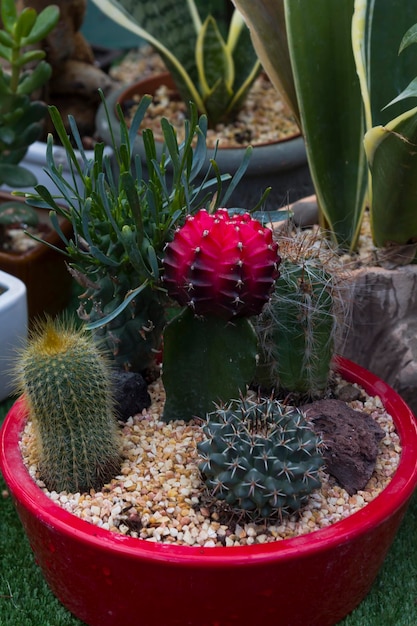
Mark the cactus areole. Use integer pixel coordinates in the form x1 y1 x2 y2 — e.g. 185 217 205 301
162 209 280 319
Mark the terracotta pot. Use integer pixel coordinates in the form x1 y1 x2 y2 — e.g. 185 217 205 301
1 357 417 626
0 192 72 319
95 73 314 208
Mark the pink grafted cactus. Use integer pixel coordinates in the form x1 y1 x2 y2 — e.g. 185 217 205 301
162 208 280 319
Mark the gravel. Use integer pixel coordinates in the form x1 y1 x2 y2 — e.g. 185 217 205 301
20 376 401 548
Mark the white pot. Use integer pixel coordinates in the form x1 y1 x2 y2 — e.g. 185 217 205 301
0 271 27 401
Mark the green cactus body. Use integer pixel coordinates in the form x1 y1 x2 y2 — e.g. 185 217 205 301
162 307 258 422
16 319 122 493
256 257 337 396
198 397 325 519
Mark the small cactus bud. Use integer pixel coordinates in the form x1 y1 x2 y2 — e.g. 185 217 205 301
163 208 280 319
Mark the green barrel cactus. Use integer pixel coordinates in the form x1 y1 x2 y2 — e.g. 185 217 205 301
197 396 325 519
15 318 122 493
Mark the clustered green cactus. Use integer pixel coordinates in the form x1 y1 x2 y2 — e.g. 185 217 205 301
0 0 59 187
198 396 325 519
15 318 122 494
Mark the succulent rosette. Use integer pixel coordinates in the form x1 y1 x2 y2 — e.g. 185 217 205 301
162 208 280 319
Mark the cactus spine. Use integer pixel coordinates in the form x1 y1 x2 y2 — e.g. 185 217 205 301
255 233 348 397
198 397 325 519
15 318 122 493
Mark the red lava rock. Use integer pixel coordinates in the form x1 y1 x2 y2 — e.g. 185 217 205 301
302 399 384 495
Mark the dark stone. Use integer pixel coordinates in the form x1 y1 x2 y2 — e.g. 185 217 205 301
302 399 385 495
112 370 151 422
335 383 362 403
290 194 319 228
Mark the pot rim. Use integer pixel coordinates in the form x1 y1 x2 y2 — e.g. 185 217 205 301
1 355 417 567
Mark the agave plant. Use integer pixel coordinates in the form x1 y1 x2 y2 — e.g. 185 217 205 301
89 0 260 127
21 92 252 373
233 0 417 256
0 0 59 187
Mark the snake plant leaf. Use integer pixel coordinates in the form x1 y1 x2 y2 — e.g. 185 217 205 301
195 15 258 126
202 78 234 127
382 18 417 111
89 0 204 111
384 77 417 109
231 0 299 125
197 16 233 98
364 106 417 248
285 0 367 251
228 9 259 90
399 24 417 53
90 0 259 125
353 0 417 252
361 0 417 126
197 14 253 126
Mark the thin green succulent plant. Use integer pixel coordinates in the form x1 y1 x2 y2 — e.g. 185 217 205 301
0 0 59 187
88 0 260 127
22 92 252 373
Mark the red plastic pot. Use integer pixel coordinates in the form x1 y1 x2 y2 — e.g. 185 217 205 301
1 357 417 626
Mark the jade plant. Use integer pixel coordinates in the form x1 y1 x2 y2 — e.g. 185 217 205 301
88 0 260 127
14 317 122 493
0 0 59 187
22 95 253 372
232 0 417 256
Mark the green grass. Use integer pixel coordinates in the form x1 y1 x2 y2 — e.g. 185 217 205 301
2 397 417 625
